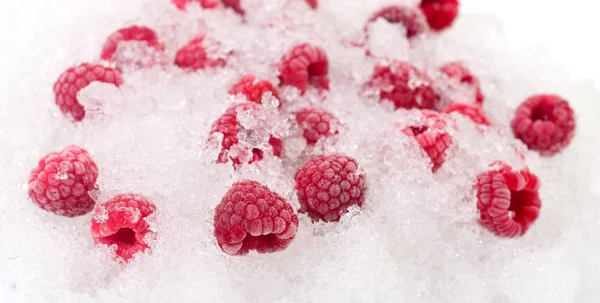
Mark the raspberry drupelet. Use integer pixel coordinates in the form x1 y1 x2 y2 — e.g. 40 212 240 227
91 194 157 261
294 154 366 222
366 5 429 38
475 162 541 238
28 145 98 217
278 43 330 94
296 107 339 145
443 103 490 126
172 0 219 10
100 25 163 61
175 35 227 71
229 75 281 106
53 63 124 121
401 110 453 172
213 180 299 255
440 62 484 104
419 0 459 31
511 94 576 155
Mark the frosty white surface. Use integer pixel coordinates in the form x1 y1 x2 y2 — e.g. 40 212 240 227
1 0 599 302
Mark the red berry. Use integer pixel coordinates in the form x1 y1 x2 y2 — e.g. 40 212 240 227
213 180 299 255
278 43 330 94
53 63 124 121
305 0 317 9
440 62 484 104
443 103 490 126
28 145 98 217
419 0 459 31
175 36 227 71
366 5 429 38
475 162 541 238
368 60 438 110
221 0 245 15
401 110 452 172
294 154 366 222
229 75 281 106
511 94 576 156
296 107 339 145
172 0 219 10
91 194 156 261
100 26 163 61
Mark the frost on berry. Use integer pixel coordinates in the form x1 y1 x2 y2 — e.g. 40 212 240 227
368 60 438 110
27 145 98 217
278 43 330 94
476 162 541 238
229 75 281 106
213 180 299 255
175 36 227 71
401 110 452 172
100 25 163 62
440 62 484 105
443 103 491 126
511 94 576 156
296 107 339 145
53 63 124 121
91 194 156 261
171 0 219 10
294 154 366 222
419 0 459 31
366 5 429 39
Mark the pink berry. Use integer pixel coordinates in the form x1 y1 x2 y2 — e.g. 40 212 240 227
213 180 299 255
278 43 330 94
475 162 541 238
511 94 576 155
368 60 438 110
221 0 245 15
172 0 219 10
294 154 366 222
100 25 163 61
28 145 98 217
440 62 484 104
419 0 459 31
366 5 429 38
401 110 453 172
91 194 156 261
53 63 124 121
296 107 339 145
443 103 490 126
229 75 281 106
175 36 227 71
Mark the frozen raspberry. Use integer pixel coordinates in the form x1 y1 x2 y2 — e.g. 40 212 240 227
368 60 438 110
305 0 317 9
278 43 330 94
210 102 283 166
296 107 339 145
100 26 163 61
53 63 124 121
213 180 299 255
294 154 366 222
27 145 98 217
440 62 484 104
443 103 491 126
419 0 459 31
402 110 453 172
221 0 244 15
175 36 227 71
91 194 156 261
475 162 541 238
366 5 429 38
229 75 281 106
172 0 219 10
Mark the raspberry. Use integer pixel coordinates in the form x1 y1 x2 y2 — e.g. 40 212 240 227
278 43 330 94
27 145 98 217
175 36 227 71
368 60 438 110
440 62 484 104
221 0 245 15
296 107 339 145
475 162 541 238
229 75 281 106
172 0 219 10
213 180 299 255
294 154 366 222
511 94 576 156
366 5 429 38
53 63 124 121
419 0 459 31
210 102 283 166
100 26 163 61
443 103 491 126
305 0 317 9
91 194 156 261
401 110 452 172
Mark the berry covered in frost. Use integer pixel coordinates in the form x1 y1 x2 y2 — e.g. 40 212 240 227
213 180 299 255
53 63 124 121
172 0 219 10
229 75 281 106
475 162 541 238
296 107 339 145
440 62 484 104
511 94 576 156
368 60 438 110
366 5 429 38
294 154 366 222
28 145 98 217
278 43 330 94
419 0 459 31
100 25 163 61
210 102 283 166
401 110 452 172
91 194 157 261
175 36 227 71
443 103 490 126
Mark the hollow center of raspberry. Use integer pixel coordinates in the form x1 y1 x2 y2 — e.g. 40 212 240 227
410 126 429 135
104 228 138 247
508 190 537 223
244 234 280 252
530 102 555 122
